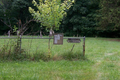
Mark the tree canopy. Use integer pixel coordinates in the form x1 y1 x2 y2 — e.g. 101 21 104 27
0 0 120 37
29 0 74 31
0 0 40 35
98 0 120 30
60 0 99 36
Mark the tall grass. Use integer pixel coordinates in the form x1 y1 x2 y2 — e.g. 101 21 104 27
0 37 29 61
0 36 84 61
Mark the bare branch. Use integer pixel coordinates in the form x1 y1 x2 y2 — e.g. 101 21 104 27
21 27 29 35
8 18 11 27
18 19 36 35
23 19 35 27
1 19 12 30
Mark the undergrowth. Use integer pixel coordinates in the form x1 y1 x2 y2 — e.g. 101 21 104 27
0 50 86 61
0 37 86 61
0 42 85 61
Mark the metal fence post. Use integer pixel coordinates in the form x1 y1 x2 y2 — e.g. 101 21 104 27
83 36 85 56
19 35 22 54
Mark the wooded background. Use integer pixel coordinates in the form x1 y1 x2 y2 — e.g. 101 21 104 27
0 0 120 37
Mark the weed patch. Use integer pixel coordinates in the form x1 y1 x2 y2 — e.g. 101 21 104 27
0 37 28 61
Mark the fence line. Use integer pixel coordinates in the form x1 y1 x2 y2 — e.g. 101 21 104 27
0 36 85 39
0 36 85 56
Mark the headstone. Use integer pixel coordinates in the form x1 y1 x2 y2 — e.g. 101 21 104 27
40 31 42 38
53 33 63 45
8 30 10 37
17 30 20 36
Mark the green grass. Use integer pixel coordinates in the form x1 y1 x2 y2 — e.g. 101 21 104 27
0 37 120 80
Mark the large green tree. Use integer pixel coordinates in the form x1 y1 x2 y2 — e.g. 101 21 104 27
0 0 40 35
0 0 13 34
60 0 99 36
98 0 120 30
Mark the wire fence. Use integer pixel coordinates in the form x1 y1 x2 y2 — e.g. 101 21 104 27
0 36 85 56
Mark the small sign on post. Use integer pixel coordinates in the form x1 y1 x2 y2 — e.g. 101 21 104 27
67 38 81 43
53 33 63 45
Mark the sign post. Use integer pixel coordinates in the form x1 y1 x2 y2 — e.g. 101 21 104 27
83 36 85 56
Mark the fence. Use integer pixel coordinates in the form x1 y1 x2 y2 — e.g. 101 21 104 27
0 36 85 56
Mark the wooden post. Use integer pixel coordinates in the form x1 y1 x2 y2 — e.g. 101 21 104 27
71 44 75 52
48 29 54 58
19 35 22 54
83 36 85 56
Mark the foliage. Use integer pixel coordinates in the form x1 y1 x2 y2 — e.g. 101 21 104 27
60 0 99 36
0 38 27 61
98 0 120 30
0 0 13 34
0 0 40 35
0 0 120 37
29 0 74 31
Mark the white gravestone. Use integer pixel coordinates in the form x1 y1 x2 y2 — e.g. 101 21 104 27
53 33 63 45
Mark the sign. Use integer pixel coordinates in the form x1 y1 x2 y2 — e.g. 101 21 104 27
67 38 81 43
53 33 63 45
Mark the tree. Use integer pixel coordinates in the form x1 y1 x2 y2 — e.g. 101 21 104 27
98 0 120 30
29 0 74 57
29 0 74 31
60 0 99 36
0 0 40 35
10 0 36 35
0 0 13 33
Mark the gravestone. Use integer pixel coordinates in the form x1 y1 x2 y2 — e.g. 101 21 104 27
8 30 10 37
17 30 20 36
53 33 63 45
40 31 42 38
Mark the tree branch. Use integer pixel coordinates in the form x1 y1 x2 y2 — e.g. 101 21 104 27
1 19 12 30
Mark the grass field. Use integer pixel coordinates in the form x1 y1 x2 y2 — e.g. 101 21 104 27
0 37 120 80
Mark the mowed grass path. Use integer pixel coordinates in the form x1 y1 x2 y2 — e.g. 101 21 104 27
0 37 120 80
